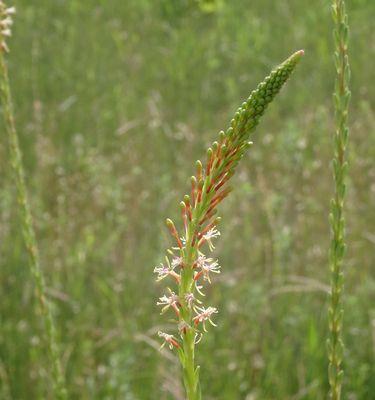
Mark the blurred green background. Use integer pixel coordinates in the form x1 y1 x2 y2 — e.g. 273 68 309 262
0 0 374 399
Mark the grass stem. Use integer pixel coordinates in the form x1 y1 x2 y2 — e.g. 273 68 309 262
327 1 351 399
0 3 67 398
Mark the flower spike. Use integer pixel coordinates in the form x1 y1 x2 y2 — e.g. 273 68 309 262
153 50 303 400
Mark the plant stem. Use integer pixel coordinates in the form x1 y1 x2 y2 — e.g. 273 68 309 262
328 1 350 399
0 46 67 400
182 330 198 400
179 217 200 399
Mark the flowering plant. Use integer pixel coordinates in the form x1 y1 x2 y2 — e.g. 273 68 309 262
154 50 304 399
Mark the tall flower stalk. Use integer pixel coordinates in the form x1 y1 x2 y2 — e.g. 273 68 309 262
0 3 67 399
327 1 350 399
154 50 303 399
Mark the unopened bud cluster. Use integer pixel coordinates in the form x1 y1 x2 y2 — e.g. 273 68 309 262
0 1 15 53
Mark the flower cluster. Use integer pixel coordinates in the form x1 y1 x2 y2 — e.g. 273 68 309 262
155 50 304 352
0 1 15 53
155 239 221 349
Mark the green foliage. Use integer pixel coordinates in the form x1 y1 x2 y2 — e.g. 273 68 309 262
0 1 373 399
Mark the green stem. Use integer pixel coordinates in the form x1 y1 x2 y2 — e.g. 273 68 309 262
0 51 67 399
182 329 198 400
180 218 200 400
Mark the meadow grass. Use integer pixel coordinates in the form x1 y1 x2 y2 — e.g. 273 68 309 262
0 2 66 398
0 1 373 399
327 1 351 399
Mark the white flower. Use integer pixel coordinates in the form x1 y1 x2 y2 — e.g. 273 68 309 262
193 306 218 331
157 288 180 314
171 256 183 269
1 17 12 27
158 331 180 350
0 2 15 52
153 256 180 282
194 254 221 283
202 227 220 251
6 7 16 15
153 263 170 280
